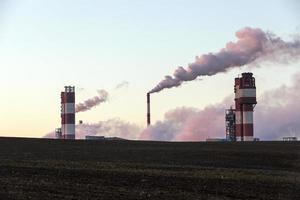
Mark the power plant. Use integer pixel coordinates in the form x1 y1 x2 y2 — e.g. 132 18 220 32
147 73 257 142
57 74 257 141
60 86 76 139
225 73 257 141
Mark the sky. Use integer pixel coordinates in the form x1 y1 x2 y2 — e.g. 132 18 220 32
0 0 299 138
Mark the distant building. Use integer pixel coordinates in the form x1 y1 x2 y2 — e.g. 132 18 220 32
85 135 126 140
206 138 227 142
283 137 297 141
104 137 127 141
85 136 105 140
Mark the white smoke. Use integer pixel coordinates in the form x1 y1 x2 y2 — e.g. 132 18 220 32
150 27 300 93
44 118 142 139
255 72 300 140
76 90 108 113
76 118 141 139
115 81 129 90
140 97 232 141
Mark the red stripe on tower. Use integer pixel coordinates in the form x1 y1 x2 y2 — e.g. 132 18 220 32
234 73 257 141
61 86 75 139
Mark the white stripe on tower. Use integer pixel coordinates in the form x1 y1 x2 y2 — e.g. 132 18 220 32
236 88 256 98
62 103 75 114
242 111 253 124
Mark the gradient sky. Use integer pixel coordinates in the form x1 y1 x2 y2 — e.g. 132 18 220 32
0 0 299 137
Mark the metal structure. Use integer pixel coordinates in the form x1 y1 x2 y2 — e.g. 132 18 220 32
234 73 257 141
206 138 227 142
61 86 75 139
225 107 236 141
283 137 297 141
147 93 151 126
55 128 62 139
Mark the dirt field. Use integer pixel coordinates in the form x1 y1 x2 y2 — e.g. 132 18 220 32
0 137 299 200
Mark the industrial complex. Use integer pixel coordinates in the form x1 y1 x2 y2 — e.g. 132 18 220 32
54 73 295 142
147 72 257 142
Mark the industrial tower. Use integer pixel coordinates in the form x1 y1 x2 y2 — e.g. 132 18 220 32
61 86 75 139
234 73 257 141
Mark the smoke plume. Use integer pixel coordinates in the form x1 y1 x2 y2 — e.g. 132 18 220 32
150 27 300 93
76 90 108 113
115 81 129 90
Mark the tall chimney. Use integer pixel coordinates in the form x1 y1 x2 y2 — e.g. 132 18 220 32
147 93 151 126
234 73 257 141
61 86 75 139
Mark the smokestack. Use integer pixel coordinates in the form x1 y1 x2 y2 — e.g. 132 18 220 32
234 73 257 141
61 86 75 139
147 93 151 126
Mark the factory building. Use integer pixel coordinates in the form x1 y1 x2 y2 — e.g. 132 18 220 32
85 135 126 140
61 86 75 139
282 137 297 141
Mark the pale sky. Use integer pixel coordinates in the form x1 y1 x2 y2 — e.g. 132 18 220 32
0 0 299 137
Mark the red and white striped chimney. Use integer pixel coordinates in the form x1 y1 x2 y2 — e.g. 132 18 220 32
61 86 75 139
234 73 257 141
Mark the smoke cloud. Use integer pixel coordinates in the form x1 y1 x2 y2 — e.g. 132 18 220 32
76 90 108 113
140 97 232 141
255 72 300 140
115 81 129 90
150 27 300 93
76 119 141 139
44 118 142 139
